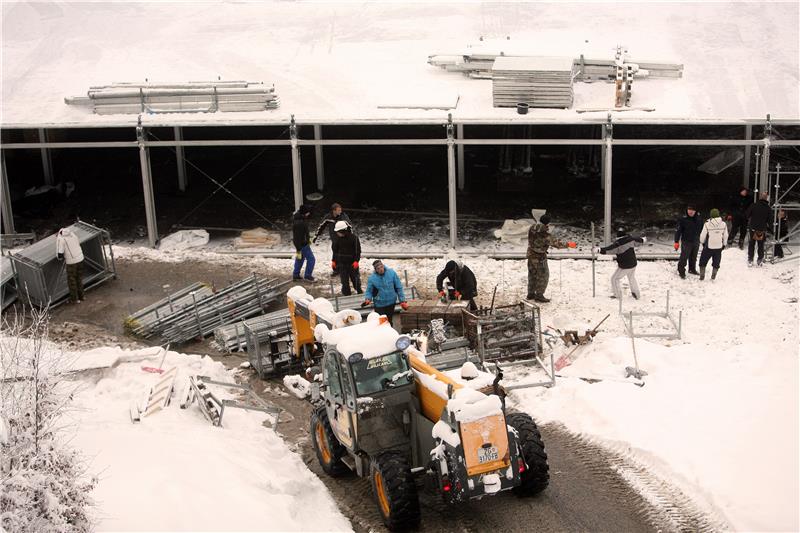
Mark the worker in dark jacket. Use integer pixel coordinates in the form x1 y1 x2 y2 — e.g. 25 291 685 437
746 192 772 266
331 220 362 296
599 228 645 299
674 205 703 278
292 204 315 281
313 203 352 277
436 260 478 310
728 187 753 249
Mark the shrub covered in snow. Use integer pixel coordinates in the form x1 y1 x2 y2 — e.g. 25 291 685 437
0 309 96 532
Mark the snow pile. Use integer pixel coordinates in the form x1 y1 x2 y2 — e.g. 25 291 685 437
283 374 311 399
447 388 503 423
317 320 400 359
67 346 350 532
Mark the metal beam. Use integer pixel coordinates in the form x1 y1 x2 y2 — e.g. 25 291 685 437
447 116 457 249
137 122 158 247
38 128 54 185
603 117 613 244
456 123 465 191
759 116 772 195
175 126 187 192
216 249 683 260
1 154 14 234
743 124 752 188
313 124 325 191
289 116 303 210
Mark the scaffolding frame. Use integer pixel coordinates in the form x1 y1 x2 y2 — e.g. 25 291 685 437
766 164 800 262
2 115 799 252
618 290 683 340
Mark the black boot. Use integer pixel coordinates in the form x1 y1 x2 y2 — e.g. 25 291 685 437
699 266 706 280
678 270 686 279
533 293 551 303
711 267 718 280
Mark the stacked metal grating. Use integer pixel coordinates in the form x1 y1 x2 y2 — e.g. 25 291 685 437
125 275 289 345
213 284 419 353
491 56 575 109
124 282 214 338
10 221 116 308
65 80 279 115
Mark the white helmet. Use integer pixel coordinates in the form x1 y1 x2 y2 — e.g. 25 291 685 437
334 220 349 232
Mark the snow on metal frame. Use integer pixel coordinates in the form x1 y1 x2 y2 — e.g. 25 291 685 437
1 2 798 128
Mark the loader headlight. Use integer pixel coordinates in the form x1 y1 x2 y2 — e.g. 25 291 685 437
395 336 412 351
348 352 364 364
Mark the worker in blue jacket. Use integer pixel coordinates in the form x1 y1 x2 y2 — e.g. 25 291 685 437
363 260 408 322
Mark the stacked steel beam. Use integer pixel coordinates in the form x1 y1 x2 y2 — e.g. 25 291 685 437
124 282 213 338
126 275 289 345
65 80 279 115
491 56 575 109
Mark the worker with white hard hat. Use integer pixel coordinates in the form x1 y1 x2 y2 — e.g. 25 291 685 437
331 219 362 296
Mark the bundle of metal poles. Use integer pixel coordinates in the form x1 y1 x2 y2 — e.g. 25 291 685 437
64 80 279 115
124 282 214 338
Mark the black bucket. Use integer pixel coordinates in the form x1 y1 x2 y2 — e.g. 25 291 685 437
516 103 529 114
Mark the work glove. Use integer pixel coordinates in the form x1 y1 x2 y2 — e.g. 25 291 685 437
361 299 372 307
642 236 648 242
567 241 577 248
438 290 446 298
673 242 680 251
454 291 462 300
352 261 359 269
593 246 601 254
295 250 302 260
312 237 317 244
726 215 733 221
400 301 409 311
331 260 337 270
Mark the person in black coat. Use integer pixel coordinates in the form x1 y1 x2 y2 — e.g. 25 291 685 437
435 260 478 310
313 203 352 277
727 187 753 249
746 192 772 266
598 228 645 299
331 220 362 296
292 204 315 281
674 205 703 278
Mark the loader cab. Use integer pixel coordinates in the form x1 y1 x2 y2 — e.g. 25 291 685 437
347 350 414 397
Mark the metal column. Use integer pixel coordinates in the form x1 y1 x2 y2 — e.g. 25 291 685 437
600 126 606 191
456 123 465 191
743 124 752 188
759 115 772 195
1 154 15 234
447 115 457 249
39 128 54 186
314 124 324 191
137 120 159 247
289 115 303 210
175 126 187 192
603 115 613 244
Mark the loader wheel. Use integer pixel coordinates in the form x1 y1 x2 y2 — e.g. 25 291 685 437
507 412 549 496
310 406 348 477
369 451 421 531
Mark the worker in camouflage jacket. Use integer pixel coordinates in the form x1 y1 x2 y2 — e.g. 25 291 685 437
526 214 574 303
313 203 352 277
598 227 645 300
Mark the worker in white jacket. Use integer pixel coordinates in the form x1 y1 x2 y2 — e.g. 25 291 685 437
698 208 729 281
56 227 85 303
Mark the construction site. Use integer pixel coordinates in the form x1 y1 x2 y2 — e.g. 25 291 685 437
1 2 798 533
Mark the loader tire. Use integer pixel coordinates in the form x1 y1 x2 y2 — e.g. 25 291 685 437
507 412 549 496
311 406 349 477
369 451 421 531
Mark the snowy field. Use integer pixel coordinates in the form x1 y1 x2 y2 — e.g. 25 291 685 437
109 243 799 531
63 346 351 532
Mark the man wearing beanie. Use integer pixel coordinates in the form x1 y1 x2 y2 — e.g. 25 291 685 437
674 204 703 279
698 208 729 280
598 227 645 300
435 260 478 309
292 204 316 281
526 214 575 303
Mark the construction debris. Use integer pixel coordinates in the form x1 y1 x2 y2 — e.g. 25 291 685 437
553 314 610 371
233 227 282 250
125 282 215 338
180 375 281 429
130 367 177 423
491 56 575 109
65 80 280 115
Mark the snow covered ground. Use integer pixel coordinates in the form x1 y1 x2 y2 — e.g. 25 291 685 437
64 346 351 532
110 243 798 530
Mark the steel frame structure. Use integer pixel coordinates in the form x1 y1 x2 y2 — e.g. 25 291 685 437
767 165 800 262
2 115 799 251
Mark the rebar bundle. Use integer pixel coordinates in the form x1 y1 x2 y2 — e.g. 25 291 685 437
65 80 280 115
